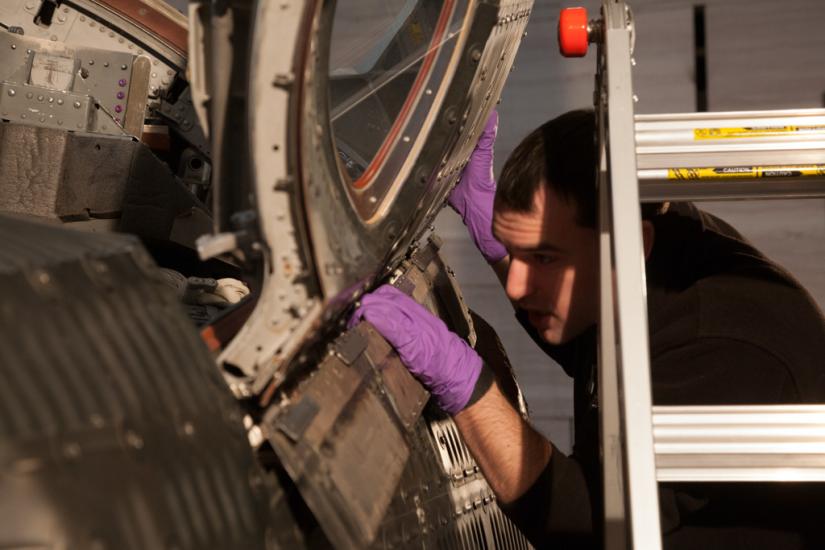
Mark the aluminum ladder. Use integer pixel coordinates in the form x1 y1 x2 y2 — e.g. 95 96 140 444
558 2 825 549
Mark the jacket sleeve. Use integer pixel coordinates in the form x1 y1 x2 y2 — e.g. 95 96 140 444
498 444 598 549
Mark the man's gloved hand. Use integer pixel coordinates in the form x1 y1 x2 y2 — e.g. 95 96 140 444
448 110 507 264
348 285 485 415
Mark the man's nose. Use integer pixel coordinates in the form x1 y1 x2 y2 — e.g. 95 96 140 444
505 257 532 302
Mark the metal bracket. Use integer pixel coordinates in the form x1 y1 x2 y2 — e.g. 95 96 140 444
332 329 368 366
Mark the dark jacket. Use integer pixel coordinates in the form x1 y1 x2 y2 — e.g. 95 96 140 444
502 203 825 549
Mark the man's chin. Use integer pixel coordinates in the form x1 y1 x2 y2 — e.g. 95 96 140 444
528 311 565 345
539 327 566 345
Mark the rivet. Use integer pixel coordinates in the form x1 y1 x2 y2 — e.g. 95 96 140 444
63 442 81 459
20 113 26 119
48 97 54 103
7 89 15 97
37 95 44 102
150 72 157 78
103 61 109 67
89 20 95 27
118 79 127 86
425 88 432 95
57 120 63 125
26 92 33 99
73 101 81 108
10 44 16 50
166 69 173 76
56 98 64 105
114 105 123 113
79 15 85 21
125 431 144 450
50 35 57 41
39 115 45 122
116 91 125 99
120 64 127 70
402 135 410 142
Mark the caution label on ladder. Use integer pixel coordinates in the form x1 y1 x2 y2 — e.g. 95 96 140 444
667 165 825 180
694 126 825 140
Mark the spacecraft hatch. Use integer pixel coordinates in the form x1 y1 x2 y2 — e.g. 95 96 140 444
0 0 535 548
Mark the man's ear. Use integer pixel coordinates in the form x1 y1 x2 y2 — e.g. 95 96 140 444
641 220 655 259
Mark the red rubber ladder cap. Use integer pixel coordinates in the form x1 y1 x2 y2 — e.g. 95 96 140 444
558 7 589 57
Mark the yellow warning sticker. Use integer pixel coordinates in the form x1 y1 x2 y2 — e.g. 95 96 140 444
694 126 825 140
667 165 825 180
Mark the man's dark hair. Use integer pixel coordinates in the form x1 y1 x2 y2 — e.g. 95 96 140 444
495 109 661 227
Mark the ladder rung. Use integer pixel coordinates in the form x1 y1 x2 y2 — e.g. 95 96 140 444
639 178 825 202
653 405 825 482
634 108 825 202
636 108 825 127
637 146 825 171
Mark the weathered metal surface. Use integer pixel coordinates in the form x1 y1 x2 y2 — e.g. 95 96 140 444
226 0 534 397
263 328 411 548
0 214 285 550
262 238 531 548
0 124 210 248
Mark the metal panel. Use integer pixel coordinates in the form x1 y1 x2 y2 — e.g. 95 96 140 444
211 0 318 396
224 0 533 397
0 0 204 155
258 235 532 548
0 214 277 550
262 324 415 548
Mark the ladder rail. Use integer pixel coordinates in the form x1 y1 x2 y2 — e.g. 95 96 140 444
597 69 628 549
601 2 662 548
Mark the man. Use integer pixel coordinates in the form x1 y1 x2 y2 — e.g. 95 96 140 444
351 110 825 548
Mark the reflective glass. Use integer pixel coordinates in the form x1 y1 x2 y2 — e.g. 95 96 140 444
329 0 462 204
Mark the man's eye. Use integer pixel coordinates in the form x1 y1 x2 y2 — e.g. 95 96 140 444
533 254 557 265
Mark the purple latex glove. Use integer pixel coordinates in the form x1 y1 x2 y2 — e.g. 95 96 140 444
448 110 508 264
348 285 483 415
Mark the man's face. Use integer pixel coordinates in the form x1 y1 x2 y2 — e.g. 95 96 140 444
492 183 598 345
